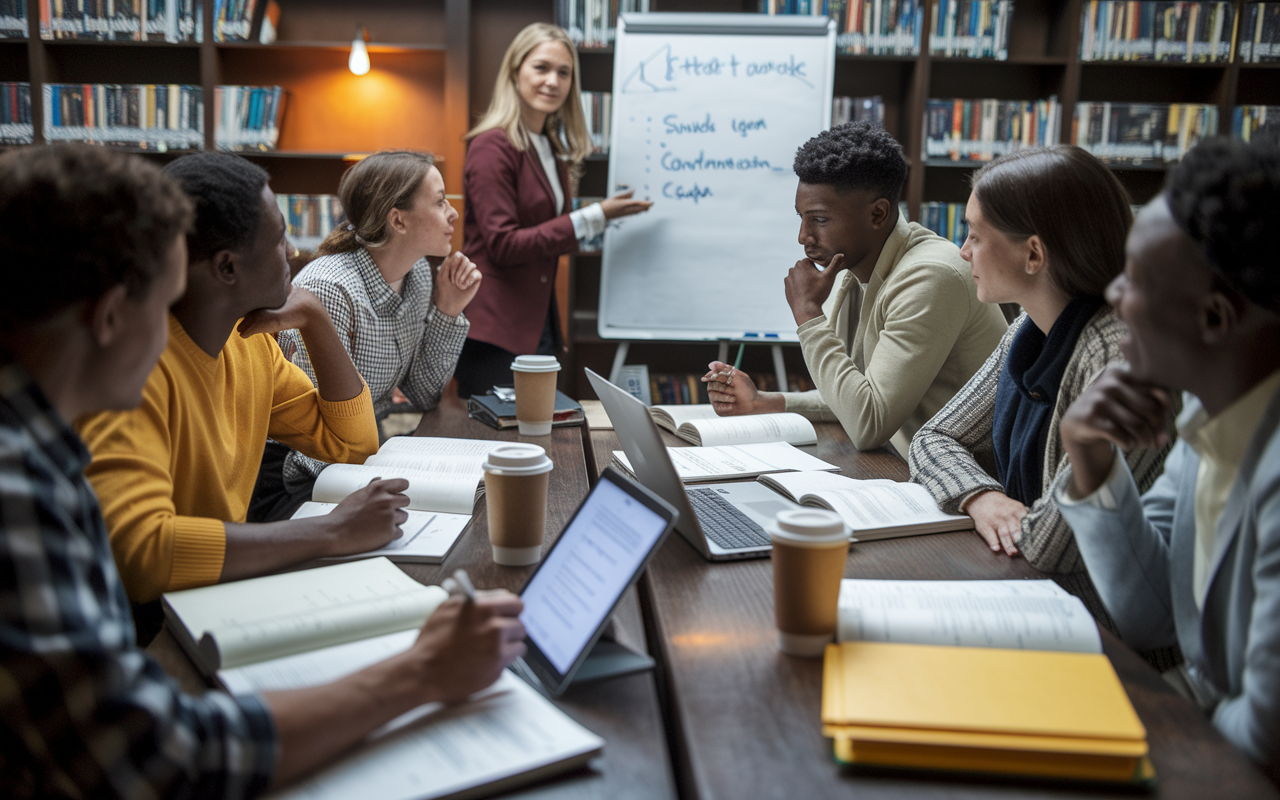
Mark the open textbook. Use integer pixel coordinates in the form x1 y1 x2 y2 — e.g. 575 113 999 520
162 558 449 676
310 436 496 515
169 560 604 800
758 471 972 541
649 405 817 447
292 502 471 564
613 441 839 482
836 579 1103 653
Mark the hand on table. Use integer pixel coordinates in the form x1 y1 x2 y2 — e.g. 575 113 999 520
700 361 785 416
407 590 526 704
320 478 410 556
965 490 1026 556
783 253 846 328
1059 365 1174 499
435 251 482 318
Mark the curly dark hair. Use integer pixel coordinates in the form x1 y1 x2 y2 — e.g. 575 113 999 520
1165 136 1280 313
163 152 270 262
0 144 193 330
792 121 908 205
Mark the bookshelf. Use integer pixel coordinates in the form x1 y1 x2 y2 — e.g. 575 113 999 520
5 0 469 209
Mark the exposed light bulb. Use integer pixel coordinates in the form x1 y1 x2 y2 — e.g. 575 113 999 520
349 28 370 76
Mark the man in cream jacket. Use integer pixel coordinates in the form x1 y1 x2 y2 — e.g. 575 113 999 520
705 122 1007 453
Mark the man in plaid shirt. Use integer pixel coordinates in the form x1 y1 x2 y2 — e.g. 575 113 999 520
0 145 526 798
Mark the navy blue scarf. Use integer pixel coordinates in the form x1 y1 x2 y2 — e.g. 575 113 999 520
992 297 1103 505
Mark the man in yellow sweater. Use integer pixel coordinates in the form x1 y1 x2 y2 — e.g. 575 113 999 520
703 123 1007 453
79 153 403 603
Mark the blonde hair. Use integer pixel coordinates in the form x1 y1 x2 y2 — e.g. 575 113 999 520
466 23 592 167
316 150 435 256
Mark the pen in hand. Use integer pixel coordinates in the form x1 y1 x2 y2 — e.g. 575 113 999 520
442 568 477 604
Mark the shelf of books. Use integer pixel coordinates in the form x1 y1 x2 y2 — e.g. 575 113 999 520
929 0 1011 59
278 192 343 253
1072 102 1218 166
559 0 648 51
0 0 23 38
919 201 968 245
924 97 1061 161
1241 3 1280 63
1235 105 1280 140
1078 1 1235 63
40 82 286 150
0 81 30 142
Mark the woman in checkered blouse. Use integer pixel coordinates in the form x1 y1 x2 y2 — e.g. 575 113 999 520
254 151 483 520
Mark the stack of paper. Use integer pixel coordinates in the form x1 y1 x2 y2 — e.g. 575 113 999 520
821 641 1151 783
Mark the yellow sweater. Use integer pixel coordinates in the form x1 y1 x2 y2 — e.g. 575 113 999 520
78 315 379 602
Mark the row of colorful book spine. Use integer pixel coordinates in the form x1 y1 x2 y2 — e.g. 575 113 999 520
213 84 284 151
924 97 1060 161
41 83 284 150
919 202 968 246
40 0 199 42
581 91 610 155
1073 101 1218 164
0 82 31 144
555 0 648 49
1234 105 1280 141
38 0 258 41
0 0 24 37
833 95 885 127
278 194 343 252
930 0 1012 59
762 0 922 56
1239 3 1280 62
1079 1 1234 63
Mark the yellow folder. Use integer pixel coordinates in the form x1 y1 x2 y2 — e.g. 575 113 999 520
821 642 1150 783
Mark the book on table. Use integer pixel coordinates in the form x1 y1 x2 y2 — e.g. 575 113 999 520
647 404 817 446
467 389 585 430
164 558 604 800
612 441 839 482
291 436 498 563
757 471 972 541
821 579 1152 784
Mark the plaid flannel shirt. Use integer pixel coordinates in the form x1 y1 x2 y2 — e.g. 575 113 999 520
278 248 469 485
0 355 277 798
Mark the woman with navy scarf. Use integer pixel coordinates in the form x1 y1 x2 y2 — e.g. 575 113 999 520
908 146 1179 647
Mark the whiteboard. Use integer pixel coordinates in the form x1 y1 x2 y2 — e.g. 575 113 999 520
600 13 835 342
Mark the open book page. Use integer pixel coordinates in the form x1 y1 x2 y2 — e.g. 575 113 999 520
377 436 499 459
221 629 419 694
680 412 817 447
163 558 447 671
837 579 1102 654
759 471 970 537
648 404 719 433
267 673 604 800
613 442 838 482
292 502 471 564
312 464 482 515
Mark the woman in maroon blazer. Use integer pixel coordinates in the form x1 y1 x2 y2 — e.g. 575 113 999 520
457 22 651 397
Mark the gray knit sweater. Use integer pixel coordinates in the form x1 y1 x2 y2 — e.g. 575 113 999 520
909 306 1176 575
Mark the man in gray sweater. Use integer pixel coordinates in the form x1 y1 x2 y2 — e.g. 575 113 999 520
1056 136 1280 777
704 122 1007 453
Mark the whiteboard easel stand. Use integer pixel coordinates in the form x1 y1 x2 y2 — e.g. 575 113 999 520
607 341 788 394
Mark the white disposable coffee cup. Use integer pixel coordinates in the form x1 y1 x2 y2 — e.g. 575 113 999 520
482 443 555 566
769 509 851 657
510 355 562 436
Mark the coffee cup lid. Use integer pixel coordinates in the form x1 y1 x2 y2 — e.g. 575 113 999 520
482 443 554 475
510 355 561 373
769 508 849 546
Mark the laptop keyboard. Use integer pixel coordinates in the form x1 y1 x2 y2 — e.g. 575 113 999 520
686 487 772 551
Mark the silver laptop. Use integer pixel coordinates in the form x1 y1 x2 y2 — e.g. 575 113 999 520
586 368 801 561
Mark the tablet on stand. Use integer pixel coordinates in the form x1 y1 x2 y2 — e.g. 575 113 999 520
512 466 678 697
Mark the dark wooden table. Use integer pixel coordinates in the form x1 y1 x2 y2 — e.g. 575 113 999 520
589 422 1280 800
146 396 676 800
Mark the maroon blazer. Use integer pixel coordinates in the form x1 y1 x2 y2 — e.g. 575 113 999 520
462 127 578 356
